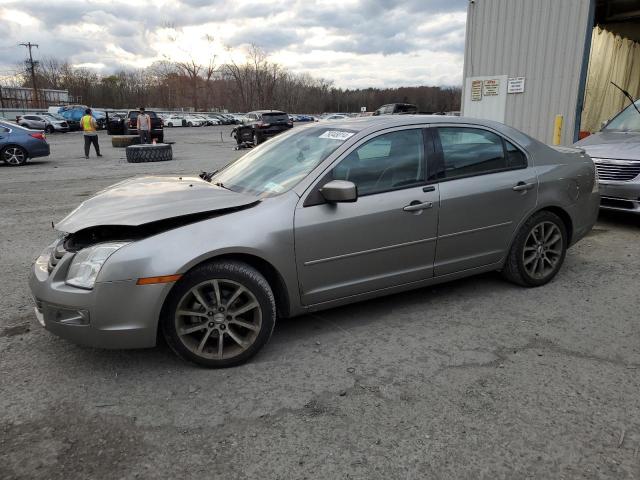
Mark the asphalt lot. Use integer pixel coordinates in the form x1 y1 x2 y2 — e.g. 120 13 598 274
1 126 639 479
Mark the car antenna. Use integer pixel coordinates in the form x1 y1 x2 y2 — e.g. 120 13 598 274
610 81 640 116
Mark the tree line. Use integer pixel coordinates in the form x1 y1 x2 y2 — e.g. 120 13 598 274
8 47 461 114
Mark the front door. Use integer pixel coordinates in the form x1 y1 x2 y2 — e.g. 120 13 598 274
294 128 440 305
432 126 538 276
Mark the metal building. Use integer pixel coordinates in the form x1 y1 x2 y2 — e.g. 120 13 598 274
462 0 640 145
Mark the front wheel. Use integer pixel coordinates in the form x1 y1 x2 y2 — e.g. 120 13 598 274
162 261 276 368
2 146 28 166
187 122 193 127
45 125 54 134
253 132 262 145
502 211 567 287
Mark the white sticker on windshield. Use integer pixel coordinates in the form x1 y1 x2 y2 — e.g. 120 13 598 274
264 182 284 193
319 130 355 141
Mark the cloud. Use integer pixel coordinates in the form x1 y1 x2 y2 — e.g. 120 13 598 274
0 0 468 88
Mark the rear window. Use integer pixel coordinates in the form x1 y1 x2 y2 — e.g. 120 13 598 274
129 111 158 120
262 112 289 122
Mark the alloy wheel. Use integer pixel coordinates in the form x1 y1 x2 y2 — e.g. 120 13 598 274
522 221 563 280
174 279 262 360
3 147 26 165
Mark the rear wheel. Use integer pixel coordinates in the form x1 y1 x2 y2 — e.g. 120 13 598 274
502 211 567 287
45 125 54 134
2 146 28 166
162 261 276 368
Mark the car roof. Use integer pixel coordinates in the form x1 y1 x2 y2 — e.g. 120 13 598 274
250 110 286 114
309 114 539 147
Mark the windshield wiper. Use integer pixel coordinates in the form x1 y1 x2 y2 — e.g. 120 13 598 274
199 169 218 182
611 81 640 116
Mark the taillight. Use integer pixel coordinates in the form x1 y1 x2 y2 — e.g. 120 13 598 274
30 132 46 141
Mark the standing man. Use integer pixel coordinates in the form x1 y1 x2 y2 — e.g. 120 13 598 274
137 107 151 144
81 108 101 159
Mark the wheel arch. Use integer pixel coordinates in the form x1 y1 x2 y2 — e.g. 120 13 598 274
1 143 30 158
166 252 292 320
504 204 574 267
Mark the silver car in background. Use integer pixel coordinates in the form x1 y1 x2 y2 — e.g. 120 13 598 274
18 114 69 133
29 116 599 367
575 100 640 214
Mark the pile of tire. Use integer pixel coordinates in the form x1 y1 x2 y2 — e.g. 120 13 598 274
126 143 173 163
112 135 140 148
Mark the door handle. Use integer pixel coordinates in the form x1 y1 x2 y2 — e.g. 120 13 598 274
403 201 433 212
512 182 535 192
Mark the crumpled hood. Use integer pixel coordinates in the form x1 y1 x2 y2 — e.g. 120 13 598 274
574 131 640 161
56 176 259 233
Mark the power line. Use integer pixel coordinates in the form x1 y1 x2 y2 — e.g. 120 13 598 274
19 42 39 107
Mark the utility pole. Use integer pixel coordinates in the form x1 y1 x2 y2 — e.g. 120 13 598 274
19 42 39 108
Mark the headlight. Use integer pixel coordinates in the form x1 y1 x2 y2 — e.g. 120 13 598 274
34 239 60 279
66 242 129 289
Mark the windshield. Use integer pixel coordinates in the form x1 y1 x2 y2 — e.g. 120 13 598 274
604 100 640 132
213 126 357 197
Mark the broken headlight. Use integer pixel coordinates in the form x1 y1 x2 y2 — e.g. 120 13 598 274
66 242 129 289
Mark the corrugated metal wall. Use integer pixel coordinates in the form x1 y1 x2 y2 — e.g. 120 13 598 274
462 0 593 145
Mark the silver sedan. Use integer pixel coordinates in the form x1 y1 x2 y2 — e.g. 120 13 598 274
29 116 600 367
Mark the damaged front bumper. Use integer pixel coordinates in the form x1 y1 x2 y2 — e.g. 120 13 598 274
29 248 167 349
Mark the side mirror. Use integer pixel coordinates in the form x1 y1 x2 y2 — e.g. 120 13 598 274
601 119 609 130
320 180 358 203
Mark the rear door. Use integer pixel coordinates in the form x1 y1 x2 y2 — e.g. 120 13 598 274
432 126 537 276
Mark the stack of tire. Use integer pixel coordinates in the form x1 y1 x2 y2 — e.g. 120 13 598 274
125 143 173 163
111 135 140 148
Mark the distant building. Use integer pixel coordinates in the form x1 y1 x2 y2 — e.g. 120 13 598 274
0 86 70 109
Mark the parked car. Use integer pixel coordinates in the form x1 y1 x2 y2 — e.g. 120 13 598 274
373 103 418 116
48 112 80 131
54 105 106 129
0 121 50 166
209 114 233 125
184 115 206 127
106 110 164 142
29 115 599 367
323 114 350 121
575 99 640 214
17 114 69 133
235 110 293 145
163 115 185 127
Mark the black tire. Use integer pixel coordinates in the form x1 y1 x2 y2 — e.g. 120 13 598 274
1 146 28 166
126 144 172 163
45 125 54 134
502 210 568 287
187 122 193 127
253 132 262 145
162 261 276 368
112 135 140 148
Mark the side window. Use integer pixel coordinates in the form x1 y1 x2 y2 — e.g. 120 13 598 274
332 129 425 196
505 140 527 168
436 127 523 179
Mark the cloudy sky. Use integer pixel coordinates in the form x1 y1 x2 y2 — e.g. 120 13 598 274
0 0 467 89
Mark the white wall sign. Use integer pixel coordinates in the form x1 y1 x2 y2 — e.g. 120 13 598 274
471 80 482 101
507 77 525 94
462 75 508 123
483 79 500 96
360 106 366 112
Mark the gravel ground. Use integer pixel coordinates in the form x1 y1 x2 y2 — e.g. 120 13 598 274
1 127 639 479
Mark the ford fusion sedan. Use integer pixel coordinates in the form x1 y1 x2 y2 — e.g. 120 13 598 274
575 99 640 214
30 116 599 367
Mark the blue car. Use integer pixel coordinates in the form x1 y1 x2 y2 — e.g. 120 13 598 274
54 105 106 129
0 121 51 166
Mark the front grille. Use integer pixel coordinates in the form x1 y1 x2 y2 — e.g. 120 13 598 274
594 161 640 182
47 241 67 273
